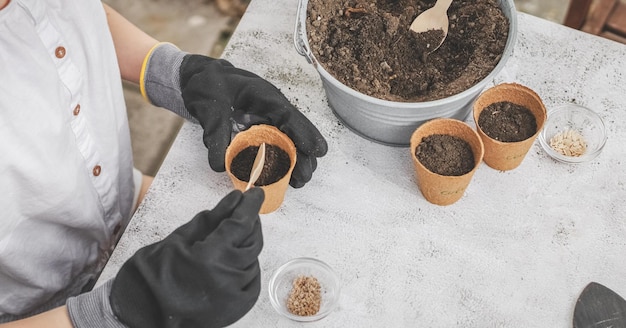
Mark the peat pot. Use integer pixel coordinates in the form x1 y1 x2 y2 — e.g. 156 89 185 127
225 125 297 214
294 0 518 146
473 83 547 171
410 118 484 206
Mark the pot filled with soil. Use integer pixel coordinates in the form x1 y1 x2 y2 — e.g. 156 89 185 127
472 83 547 171
225 124 297 214
295 0 517 146
410 118 484 206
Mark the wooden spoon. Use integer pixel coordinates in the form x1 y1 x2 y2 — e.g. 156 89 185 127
409 0 453 55
245 142 266 191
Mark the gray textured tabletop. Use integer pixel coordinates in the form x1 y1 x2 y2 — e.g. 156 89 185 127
98 0 626 326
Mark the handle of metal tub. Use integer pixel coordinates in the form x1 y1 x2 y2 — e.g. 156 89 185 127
293 0 316 65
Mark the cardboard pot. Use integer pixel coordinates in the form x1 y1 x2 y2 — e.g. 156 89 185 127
473 83 547 171
410 118 484 206
225 125 296 214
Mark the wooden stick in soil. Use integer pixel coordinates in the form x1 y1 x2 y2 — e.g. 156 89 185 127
245 142 266 191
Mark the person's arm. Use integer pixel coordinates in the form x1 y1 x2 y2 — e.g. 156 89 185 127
0 306 73 328
1 189 264 328
102 3 158 83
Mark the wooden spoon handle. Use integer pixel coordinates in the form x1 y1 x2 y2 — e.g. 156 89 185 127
434 0 453 11
245 142 266 191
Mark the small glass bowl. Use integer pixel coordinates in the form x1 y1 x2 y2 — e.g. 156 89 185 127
268 257 340 322
538 103 607 163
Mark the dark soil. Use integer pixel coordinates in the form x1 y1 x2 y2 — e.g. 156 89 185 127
413 29 446 62
477 102 537 142
306 0 509 102
231 144 291 186
416 134 475 176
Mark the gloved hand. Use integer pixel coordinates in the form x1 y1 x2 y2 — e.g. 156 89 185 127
141 43 328 188
67 189 265 328
111 188 264 328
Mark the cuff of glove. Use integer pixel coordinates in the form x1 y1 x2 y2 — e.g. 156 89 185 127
140 42 193 120
66 280 127 328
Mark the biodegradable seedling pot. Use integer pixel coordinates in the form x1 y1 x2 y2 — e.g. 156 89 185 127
472 83 547 171
225 125 296 214
410 118 484 206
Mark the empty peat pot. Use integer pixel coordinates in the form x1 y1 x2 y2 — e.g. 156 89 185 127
472 83 547 171
410 118 484 206
225 125 296 214
294 0 518 146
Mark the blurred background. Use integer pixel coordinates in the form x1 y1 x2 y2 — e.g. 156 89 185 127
103 0 569 177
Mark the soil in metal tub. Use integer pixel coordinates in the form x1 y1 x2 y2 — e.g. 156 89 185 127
306 0 510 102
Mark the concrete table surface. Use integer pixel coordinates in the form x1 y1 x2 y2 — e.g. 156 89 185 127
98 0 626 326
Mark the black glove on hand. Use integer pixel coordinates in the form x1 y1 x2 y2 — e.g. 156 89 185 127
108 188 264 328
179 55 328 188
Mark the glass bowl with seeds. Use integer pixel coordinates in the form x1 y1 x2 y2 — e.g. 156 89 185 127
268 257 340 322
539 103 607 164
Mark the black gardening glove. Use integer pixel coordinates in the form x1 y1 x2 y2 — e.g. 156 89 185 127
142 43 328 187
179 55 328 188
108 188 264 328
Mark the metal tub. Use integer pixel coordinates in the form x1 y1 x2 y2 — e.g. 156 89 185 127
294 0 518 146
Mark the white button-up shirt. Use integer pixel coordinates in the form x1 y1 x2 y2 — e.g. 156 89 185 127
0 0 135 318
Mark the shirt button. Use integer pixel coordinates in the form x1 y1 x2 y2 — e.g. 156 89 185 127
92 165 101 176
55 46 66 59
73 104 81 116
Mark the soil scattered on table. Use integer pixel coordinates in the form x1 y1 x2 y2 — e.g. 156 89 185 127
306 0 510 102
231 144 290 185
477 101 537 142
416 134 475 176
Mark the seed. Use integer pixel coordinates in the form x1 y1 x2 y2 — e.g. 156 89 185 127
549 129 587 157
286 275 322 316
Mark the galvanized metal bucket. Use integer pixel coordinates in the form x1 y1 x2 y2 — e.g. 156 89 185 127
294 0 518 146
